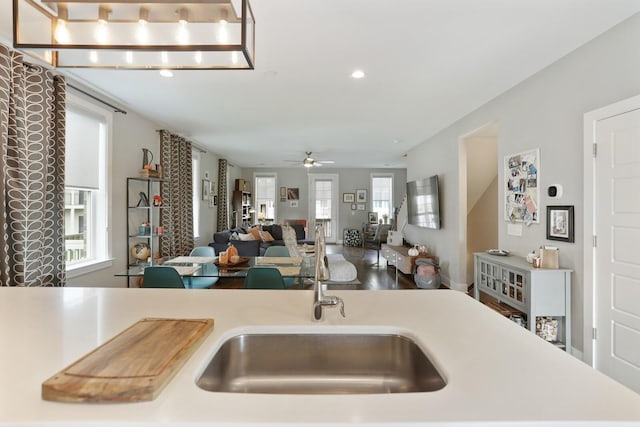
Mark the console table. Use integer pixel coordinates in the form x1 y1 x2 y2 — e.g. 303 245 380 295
474 252 572 352
381 244 435 275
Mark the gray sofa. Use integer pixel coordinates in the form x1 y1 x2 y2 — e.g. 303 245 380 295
209 224 314 256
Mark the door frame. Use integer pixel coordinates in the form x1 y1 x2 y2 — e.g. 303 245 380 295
307 173 340 243
583 93 640 366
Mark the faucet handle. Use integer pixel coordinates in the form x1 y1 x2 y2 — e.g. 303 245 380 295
337 297 346 318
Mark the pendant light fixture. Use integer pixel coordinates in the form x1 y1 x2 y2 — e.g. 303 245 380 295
12 0 255 70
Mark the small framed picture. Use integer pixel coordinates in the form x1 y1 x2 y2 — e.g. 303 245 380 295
279 186 286 202
546 205 574 243
351 204 357 210
209 194 215 208
290 200 299 208
356 189 367 203
368 211 378 224
202 179 210 200
357 204 365 211
343 193 355 203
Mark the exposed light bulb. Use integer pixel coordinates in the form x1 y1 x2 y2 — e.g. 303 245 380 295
89 51 99 63
194 51 202 64
125 51 133 64
54 19 70 44
95 21 109 44
176 20 189 44
161 51 168 64
136 20 149 44
176 8 189 44
217 19 229 44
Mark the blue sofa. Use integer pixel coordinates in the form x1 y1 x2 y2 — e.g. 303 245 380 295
209 224 314 256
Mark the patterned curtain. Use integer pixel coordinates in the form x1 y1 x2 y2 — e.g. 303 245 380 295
159 130 194 257
216 159 228 230
0 44 66 287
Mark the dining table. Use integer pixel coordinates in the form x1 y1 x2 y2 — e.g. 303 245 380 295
115 255 316 288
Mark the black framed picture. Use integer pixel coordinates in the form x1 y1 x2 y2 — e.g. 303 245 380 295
546 205 574 243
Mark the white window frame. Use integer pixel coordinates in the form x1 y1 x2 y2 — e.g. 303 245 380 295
253 172 277 223
65 93 113 278
370 173 394 222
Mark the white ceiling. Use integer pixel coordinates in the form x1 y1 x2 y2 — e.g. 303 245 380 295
1 1 639 169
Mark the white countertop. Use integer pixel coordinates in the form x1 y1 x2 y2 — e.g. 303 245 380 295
1 287 639 426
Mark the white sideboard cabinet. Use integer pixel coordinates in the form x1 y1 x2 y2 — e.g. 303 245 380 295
474 252 572 352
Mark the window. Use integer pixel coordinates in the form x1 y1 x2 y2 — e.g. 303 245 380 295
315 180 333 238
254 173 276 224
371 174 394 223
64 94 112 277
192 149 201 238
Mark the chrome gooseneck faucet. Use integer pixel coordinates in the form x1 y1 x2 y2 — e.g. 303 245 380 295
312 224 345 321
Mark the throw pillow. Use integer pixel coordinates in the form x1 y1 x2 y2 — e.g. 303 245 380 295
247 226 262 241
229 231 240 240
259 230 275 242
237 232 257 241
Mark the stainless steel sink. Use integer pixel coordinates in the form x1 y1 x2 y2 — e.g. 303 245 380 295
196 333 446 394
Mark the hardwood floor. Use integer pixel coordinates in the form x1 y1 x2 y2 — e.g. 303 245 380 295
213 244 421 290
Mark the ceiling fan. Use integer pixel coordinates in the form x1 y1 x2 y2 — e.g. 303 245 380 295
287 151 335 168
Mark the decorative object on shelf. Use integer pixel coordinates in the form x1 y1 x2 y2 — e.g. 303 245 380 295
408 245 420 256
368 212 378 224
546 205 574 243
356 189 367 203
142 149 153 170
13 0 255 70
137 192 149 207
343 193 355 203
536 317 559 342
138 222 151 236
152 195 163 206
130 242 150 261
504 148 540 224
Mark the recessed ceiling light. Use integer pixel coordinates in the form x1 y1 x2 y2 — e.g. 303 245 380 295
159 69 173 78
351 70 365 79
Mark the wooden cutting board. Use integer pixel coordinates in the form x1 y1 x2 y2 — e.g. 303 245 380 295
42 317 214 403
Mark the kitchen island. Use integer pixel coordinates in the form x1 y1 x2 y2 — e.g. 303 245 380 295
1 287 639 426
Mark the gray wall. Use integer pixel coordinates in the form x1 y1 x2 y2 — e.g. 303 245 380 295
240 167 407 236
404 13 640 353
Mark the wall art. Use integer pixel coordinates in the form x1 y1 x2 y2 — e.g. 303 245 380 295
546 205 574 242
504 148 539 224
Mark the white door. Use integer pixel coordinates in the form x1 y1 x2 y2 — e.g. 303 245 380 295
594 107 640 393
308 174 339 243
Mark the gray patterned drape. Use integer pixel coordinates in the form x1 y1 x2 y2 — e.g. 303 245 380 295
216 159 228 230
159 130 194 257
0 44 66 287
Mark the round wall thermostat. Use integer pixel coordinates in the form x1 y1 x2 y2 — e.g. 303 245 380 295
547 185 563 198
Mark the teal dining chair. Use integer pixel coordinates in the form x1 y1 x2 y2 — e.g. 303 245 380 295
244 267 286 289
142 266 186 288
263 246 296 288
264 246 290 257
183 246 219 289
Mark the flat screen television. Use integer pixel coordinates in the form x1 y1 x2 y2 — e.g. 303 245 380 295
406 175 441 229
